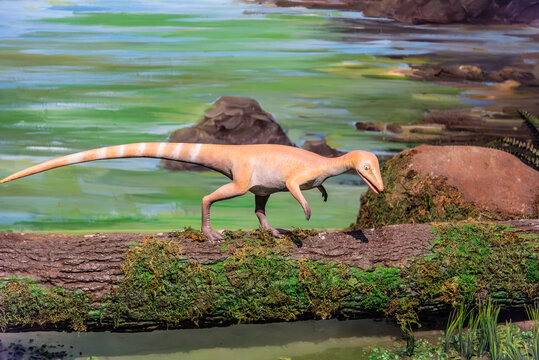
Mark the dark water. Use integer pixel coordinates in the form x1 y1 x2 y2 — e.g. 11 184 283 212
0 319 403 359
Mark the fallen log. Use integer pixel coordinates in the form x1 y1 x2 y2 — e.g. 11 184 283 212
0 220 537 332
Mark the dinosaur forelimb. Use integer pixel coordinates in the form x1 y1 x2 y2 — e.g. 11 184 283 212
286 180 311 220
317 185 328 202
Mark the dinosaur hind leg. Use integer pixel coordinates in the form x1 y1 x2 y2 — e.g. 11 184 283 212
255 195 281 238
202 182 248 242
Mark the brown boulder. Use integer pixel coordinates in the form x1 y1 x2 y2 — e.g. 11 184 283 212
162 96 295 171
301 139 346 158
381 107 538 147
411 145 539 217
260 0 539 26
404 63 537 85
355 145 539 229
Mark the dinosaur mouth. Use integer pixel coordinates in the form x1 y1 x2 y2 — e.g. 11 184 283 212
359 173 380 194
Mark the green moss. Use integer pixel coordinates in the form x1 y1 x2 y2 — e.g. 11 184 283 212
350 267 401 314
392 222 539 325
106 237 218 326
169 226 207 242
297 260 352 319
215 246 305 322
526 256 539 283
0 277 92 331
353 150 482 229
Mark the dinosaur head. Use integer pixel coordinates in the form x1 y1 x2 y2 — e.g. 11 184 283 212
351 151 384 194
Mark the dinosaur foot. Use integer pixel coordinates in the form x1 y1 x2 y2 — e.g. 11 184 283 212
202 227 223 243
263 226 286 238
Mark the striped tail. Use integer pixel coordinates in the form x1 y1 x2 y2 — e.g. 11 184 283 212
0 142 204 184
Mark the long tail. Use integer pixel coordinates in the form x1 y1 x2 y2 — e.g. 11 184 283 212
0 142 206 184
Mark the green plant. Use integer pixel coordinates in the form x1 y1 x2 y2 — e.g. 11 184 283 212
460 311 479 360
444 306 463 353
402 321 416 356
479 300 501 359
503 322 528 360
489 110 539 169
526 304 539 360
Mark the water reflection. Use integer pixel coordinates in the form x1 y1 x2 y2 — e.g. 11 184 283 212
0 319 402 359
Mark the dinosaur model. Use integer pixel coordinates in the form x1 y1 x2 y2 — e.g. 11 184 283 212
1 143 384 242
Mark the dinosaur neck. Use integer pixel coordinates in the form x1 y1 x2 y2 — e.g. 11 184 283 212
322 153 355 178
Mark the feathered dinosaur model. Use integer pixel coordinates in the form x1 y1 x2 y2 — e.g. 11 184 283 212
0 143 384 242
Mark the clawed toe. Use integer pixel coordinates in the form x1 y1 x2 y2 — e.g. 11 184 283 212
203 228 223 243
270 228 281 238
262 226 284 238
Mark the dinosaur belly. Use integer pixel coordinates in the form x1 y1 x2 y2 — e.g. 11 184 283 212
249 167 287 196
249 185 286 196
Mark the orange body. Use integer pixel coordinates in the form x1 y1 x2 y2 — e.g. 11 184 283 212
1 142 384 241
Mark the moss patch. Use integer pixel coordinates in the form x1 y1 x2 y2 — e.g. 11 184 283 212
105 238 218 327
353 150 482 229
392 222 539 325
169 226 207 242
0 277 92 331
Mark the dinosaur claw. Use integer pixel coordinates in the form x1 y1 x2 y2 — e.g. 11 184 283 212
263 226 282 238
203 228 223 243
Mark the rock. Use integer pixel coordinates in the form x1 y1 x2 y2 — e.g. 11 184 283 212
162 96 295 171
355 145 539 228
274 0 357 9
412 145 539 216
259 0 539 26
355 122 384 132
301 139 346 157
355 145 539 229
162 96 349 171
380 107 538 146
393 0 468 24
355 122 402 134
457 65 485 81
404 63 538 84
489 67 536 84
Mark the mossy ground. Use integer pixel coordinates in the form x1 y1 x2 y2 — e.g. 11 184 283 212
353 151 485 229
0 222 537 332
392 222 539 326
0 277 92 332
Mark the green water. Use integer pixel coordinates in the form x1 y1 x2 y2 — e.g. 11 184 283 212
0 0 536 233
0 318 404 359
